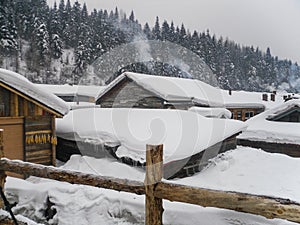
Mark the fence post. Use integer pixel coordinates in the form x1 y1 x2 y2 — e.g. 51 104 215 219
145 144 163 225
0 129 6 209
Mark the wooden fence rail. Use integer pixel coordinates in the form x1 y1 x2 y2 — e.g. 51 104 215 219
0 130 300 224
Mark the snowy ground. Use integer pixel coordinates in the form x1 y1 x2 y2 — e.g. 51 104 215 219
3 146 300 225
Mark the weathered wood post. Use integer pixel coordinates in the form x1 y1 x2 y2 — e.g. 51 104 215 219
145 144 163 225
0 129 6 209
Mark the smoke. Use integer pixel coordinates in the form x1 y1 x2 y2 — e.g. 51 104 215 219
132 35 152 62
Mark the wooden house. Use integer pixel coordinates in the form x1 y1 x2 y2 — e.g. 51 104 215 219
226 106 264 121
221 90 285 121
96 72 224 110
56 108 246 179
238 99 300 157
267 104 300 122
95 72 287 121
0 69 69 166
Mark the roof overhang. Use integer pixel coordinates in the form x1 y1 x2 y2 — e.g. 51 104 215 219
0 82 64 118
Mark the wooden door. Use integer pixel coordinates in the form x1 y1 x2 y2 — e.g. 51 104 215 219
0 118 24 177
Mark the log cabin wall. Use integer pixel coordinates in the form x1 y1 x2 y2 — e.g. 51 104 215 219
228 107 264 121
0 84 57 166
24 116 56 165
97 78 165 109
237 139 300 157
164 134 238 179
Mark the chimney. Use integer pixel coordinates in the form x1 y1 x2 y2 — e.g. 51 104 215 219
270 93 275 101
229 89 232 95
272 90 277 95
262 93 268 101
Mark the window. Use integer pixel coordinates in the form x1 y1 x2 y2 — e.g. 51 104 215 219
237 111 242 120
0 86 10 117
245 111 254 120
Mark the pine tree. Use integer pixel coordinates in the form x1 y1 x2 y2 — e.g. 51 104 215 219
63 0 73 48
190 31 200 54
49 2 63 59
262 47 276 86
161 20 170 41
167 21 175 43
178 24 188 47
73 40 90 83
26 18 50 74
51 34 63 59
0 0 18 56
152 16 161 40
143 23 152 39
129 10 135 22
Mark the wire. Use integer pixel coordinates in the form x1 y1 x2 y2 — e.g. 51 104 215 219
0 186 18 225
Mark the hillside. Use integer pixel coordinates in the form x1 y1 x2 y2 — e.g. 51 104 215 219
1 0 300 92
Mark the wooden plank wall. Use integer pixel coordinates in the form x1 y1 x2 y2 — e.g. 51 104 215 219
164 134 238 179
238 139 300 157
0 118 24 161
25 116 55 165
97 78 165 108
229 108 263 121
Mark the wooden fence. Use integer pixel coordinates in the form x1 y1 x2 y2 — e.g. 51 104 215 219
0 129 300 224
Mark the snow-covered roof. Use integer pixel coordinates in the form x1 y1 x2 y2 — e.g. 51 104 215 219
97 72 225 107
97 72 291 110
0 68 69 116
221 90 286 110
35 84 107 98
56 108 246 164
238 99 300 144
188 106 232 119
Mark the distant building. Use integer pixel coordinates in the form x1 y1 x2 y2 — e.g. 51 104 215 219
96 72 224 110
96 72 290 121
222 90 285 121
0 69 69 168
238 99 300 157
267 103 300 122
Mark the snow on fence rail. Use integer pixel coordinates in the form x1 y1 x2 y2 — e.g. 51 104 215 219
1 130 300 224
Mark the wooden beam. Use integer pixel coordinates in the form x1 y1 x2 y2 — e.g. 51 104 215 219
1 147 300 223
23 99 28 116
0 129 6 209
145 144 163 225
154 182 300 223
9 93 19 117
51 116 56 166
0 129 4 158
0 158 145 195
25 130 52 135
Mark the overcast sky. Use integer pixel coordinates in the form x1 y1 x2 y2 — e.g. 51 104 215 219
48 0 300 63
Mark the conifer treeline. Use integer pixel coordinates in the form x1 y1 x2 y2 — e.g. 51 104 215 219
1 0 300 91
